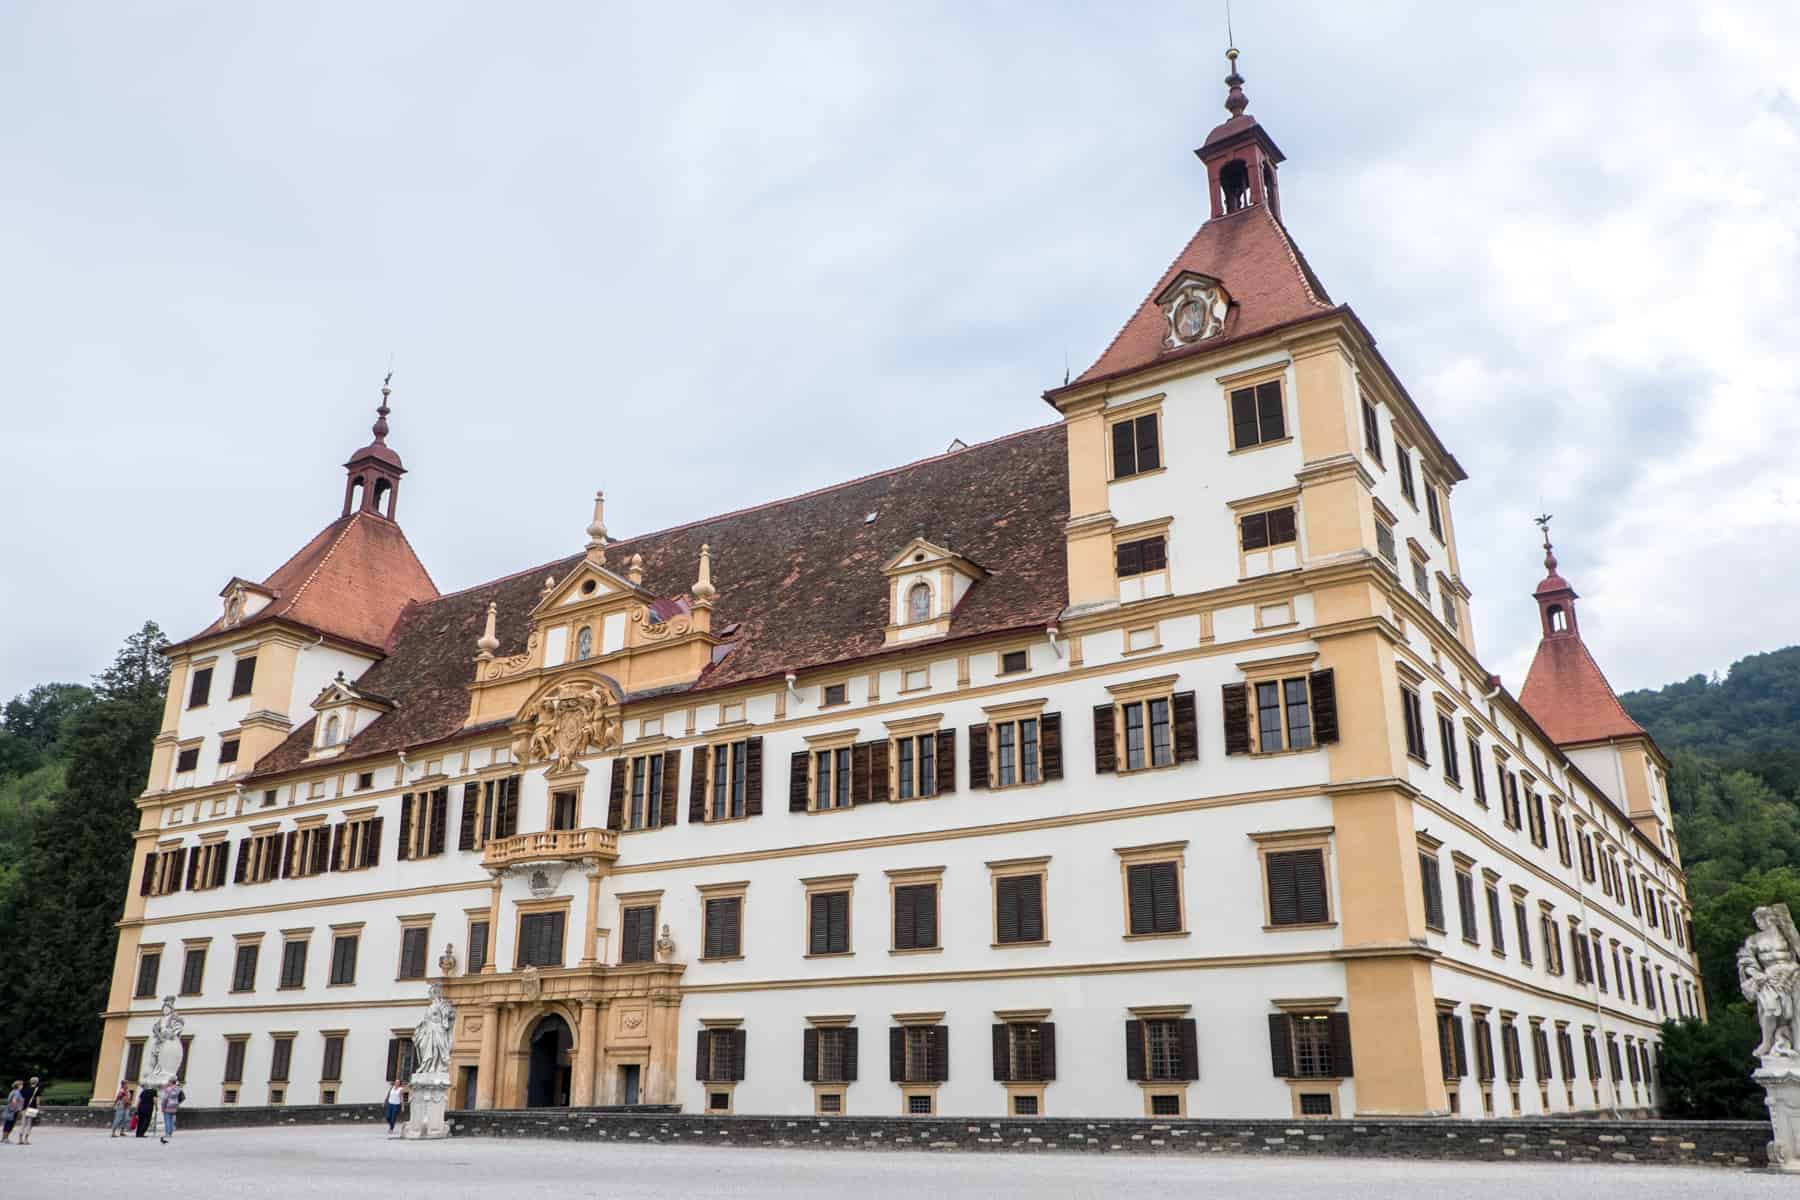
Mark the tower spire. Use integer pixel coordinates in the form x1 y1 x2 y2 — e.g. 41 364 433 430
1223 47 1248 118
341 372 407 520
372 370 393 444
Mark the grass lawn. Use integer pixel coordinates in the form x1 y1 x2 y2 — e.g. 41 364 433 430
41 1079 91 1105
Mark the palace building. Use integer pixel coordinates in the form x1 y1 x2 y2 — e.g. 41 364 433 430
92 54 1700 1121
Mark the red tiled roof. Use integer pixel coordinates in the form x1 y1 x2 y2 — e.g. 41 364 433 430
1070 203 1334 387
1519 635 1646 746
249 424 1070 779
177 511 439 653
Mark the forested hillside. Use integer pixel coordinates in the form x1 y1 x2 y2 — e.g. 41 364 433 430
0 623 167 1093
1620 645 1800 1116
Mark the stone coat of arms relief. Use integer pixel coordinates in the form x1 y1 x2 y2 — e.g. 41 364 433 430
514 678 621 773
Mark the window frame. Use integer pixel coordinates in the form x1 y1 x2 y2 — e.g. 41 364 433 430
1360 395 1384 466
230 937 261 994
1251 827 1335 931
1117 841 1188 940
803 874 855 959
699 882 748 962
1107 401 1165 482
1225 372 1290 452
397 918 433 980
1112 524 1171 602
134 946 163 1000
229 656 257 699
988 856 1050 948
1400 682 1428 764
705 737 755 823
1249 672 1316 755
327 928 361 987
615 891 662 966
887 866 943 955
186 663 214 710
1233 495 1301 580
513 901 570 971
626 752 666 831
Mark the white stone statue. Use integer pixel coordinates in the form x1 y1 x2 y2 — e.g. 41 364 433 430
1744 904 1800 1172
655 923 675 962
140 995 185 1088
404 983 456 1140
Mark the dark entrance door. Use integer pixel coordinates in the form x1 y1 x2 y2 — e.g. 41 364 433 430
526 1014 573 1107
620 1063 641 1106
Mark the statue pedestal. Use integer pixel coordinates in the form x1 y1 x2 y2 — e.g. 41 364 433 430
403 1073 452 1141
1755 1056 1800 1172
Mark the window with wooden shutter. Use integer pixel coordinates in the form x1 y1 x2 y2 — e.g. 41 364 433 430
457 783 480 851
1485 881 1506 956
398 926 430 979
788 750 809 813
1125 861 1182 936
187 666 213 709
808 890 851 956
892 881 939 952
1454 868 1477 943
1137 1017 1197 1082
893 732 938 800
1221 683 1252 755
467 920 488 974
218 738 240 766
1418 850 1446 931
1361 396 1384 464
230 656 257 698
1472 1015 1495 1082
988 716 1040 788
174 745 200 773
321 1034 346 1082
223 1037 247 1084
134 950 161 999
329 934 358 986
995 1021 1051 1082
231 942 259 992
1437 713 1460 784
269 1035 293 1084
703 895 743 960
1261 845 1330 928
386 1036 416 1085
279 939 307 989
1110 411 1162 480
807 1026 856 1084
1269 1012 1350 1079
1229 379 1286 449
515 910 566 969
1436 1009 1467 1079
1396 443 1416 504
1400 684 1428 762
993 869 1046 945
180 946 207 995
620 904 656 964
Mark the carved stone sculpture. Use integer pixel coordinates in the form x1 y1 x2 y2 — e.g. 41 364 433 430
438 942 458 977
1743 904 1800 1171
140 995 185 1088
404 983 457 1140
655 923 675 962
513 678 619 772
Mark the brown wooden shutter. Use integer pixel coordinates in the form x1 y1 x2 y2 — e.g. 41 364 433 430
184 846 200 890
689 745 710 823
140 853 156 895
661 749 681 827
789 751 810 812
802 1028 819 1082
1268 1014 1294 1077
1294 848 1327 924
1178 1018 1200 1081
744 736 764 816
458 786 478 851
1124 1020 1146 1080
1452 1018 1468 1078
211 844 228 888
967 724 990 789
1039 712 1063 780
868 740 890 803
279 831 294 878
428 790 447 855
850 742 872 804
995 877 1020 943
367 816 382 867
843 1027 859 1082
1092 704 1117 773
928 1025 949 1082
991 1024 1010 1082
888 1027 905 1082
397 794 415 861
695 1029 709 1081
1222 683 1252 755
1171 690 1199 763
730 1028 747 1081
1039 1023 1057 1081
1309 670 1340 744
1127 864 1154 935
607 759 627 831
1266 851 1299 925
934 729 956 795
329 824 347 871
386 1038 402 1083
233 839 250 884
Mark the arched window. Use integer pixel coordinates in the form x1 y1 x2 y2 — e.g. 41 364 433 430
575 626 593 660
1548 605 1568 633
372 478 393 518
346 476 365 514
1220 159 1251 212
324 714 341 746
907 581 932 624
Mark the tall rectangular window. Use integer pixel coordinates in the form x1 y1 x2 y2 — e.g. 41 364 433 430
180 946 207 995
704 896 743 959
1485 882 1506 956
320 1034 345 1082
223 1038 247 1084
1361 397 1383 464
1514 899 1532 966
1397 444 1416 504
329 934 358 986
629 754 664 829
808 890 851 956
1119 699 1171 771
1111 412 1161 479
994 873 1045 945
1455 870 1478 943
1419 851 1445 931
895 733 938 800
1126 861 1182 935
993 717 1040 787
187 666 213 709
1401 685 1427 762
231 943 259 993
269 1036 293 1083
230 657 257 699
135 951 162 999
710 741 752 820
398 927 430 979
467 920 489 973
1469 738 1487 805
279 939 307 989
892 882 939 951
516 911 566 969
1229 380 1286 449
550 791 579 831
813 747 852 811
1438 714 1460 784
1254 678 1314 753
620 905 656 965
1426 485 1445 541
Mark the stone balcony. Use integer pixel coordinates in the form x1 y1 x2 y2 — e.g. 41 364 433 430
480 827 619 871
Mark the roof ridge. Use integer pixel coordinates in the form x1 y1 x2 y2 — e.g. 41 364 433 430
1258 203 1333 311
1078 222 1212 384
1573 634 1645 731
281 513 363 612
604 421 1063 551
427 551 586 605
255 512 354 599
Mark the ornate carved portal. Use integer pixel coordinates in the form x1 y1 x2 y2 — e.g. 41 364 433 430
511 676 622 774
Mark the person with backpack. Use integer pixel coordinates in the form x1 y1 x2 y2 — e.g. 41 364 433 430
111 1081 134 1137
133 1085 157 1138
159 1082 184 1143
0 1081 20 1144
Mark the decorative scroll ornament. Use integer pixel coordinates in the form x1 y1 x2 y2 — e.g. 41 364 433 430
514 677 620 771
479 628 540 682
1161 278 1229 348
1742 904 1800 1059
630 604 692 642
222 583 247 629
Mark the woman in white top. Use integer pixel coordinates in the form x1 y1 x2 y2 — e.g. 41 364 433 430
384 1081 407 1135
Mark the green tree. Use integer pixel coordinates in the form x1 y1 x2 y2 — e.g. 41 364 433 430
1656 1012 1764 1119
1 682 95 757
0 622 168 1082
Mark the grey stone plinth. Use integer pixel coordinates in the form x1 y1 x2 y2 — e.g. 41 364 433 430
404 1075 452 1141
1755 1057 1800 1172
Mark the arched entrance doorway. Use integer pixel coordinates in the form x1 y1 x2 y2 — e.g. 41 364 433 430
526 1014 574 1108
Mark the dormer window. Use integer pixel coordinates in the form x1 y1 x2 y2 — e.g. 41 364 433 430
1157 274 1230 349
323 715 342 747
907 582 932 625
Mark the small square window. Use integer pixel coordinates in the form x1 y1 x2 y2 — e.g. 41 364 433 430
1298 1092 1333 1116
1000 649 1028 675
708 1091 732 1113
822 683 847 707
818 1092 843 1114
907 1093 934 1116
322 1088 337 1105
218 739 240 766
175 746 200 773
224 1088 238 1105
1149 1093 1182 1116
1012 1093 1039 1116
357 772 374 791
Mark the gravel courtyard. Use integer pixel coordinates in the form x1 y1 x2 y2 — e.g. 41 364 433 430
7 1125 1791 1198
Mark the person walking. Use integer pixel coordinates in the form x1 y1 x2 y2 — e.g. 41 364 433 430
133 1085 157 1138
111 1081 134 1137
1 1081 20 1144
384 1080 407 1136
16 1078 41 1145
159 1081 184 1143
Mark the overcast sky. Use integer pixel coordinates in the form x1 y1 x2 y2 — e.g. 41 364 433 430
2 2 1796 708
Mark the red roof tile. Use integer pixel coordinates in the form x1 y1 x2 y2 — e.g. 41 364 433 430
1070 203 1334 387
178 511 439 653
249 424 1070 779
1519 635 1646 746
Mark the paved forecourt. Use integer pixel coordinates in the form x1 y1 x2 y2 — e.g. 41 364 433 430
7 1125 1793 1199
